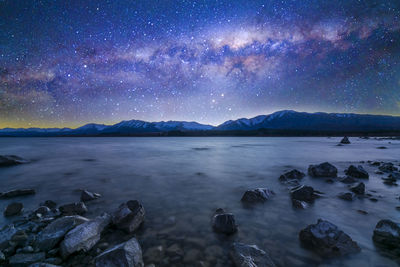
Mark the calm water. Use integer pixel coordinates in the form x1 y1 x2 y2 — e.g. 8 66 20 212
0 137 399 266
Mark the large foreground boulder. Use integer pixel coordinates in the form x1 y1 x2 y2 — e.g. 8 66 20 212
112 200 145 233
373 219 400 256
35 215 89 251
308 162 337 178
0 155 29 167
95 237 144 267
212 209 237 235
241 188 275 204
345 165 369 179
299 219 360 257
0 189 35 199
231 242 276 267
60 213 111 258
290 185 319 202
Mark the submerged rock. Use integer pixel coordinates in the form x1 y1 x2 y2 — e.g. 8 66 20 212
95 237 144 267
345 165 369 179
0 189 35 199
279 169 305 181
59 202 87 216
299 219 360 257
340 136 350 144
0 155 29 167
382 177 398 186
36 215 89 251
373 219 400 256
4 202 23 216
212 209 237 235
350 182 365 195
230 242 276 267
379 163 398 173
338 192 356 201
340 176 357 184
9 252 46 266
81 190 101 202
292 199 308 209
308 162 338 178
290 185 319 202
112 200 145 233
241 188 275 204
60 213 111 258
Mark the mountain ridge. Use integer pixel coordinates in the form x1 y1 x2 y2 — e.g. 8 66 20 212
1 110 400 136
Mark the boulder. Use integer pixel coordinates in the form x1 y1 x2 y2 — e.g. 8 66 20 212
373 219 400 256
279 169 305 181
9 252 46 266
338 192 355 201
0 224 17 250
0 189 35 199
35 215 89 251
308 162 338 178
4 202 23 216
81 190 101 202
379 163 398 173
241 188 275 204
212 209 237 235
290 185 318 202
60 213 111 259
382 177 398 186
40 200 57 210
299 219 360 257
59 202 87 216
112 200 145 233
340 136 350 144
350 182 365 195
345 165 369 179
0 155 29 167
95 237 144 267
230 242 276 267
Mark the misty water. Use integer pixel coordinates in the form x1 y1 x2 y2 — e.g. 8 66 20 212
0 137 399 266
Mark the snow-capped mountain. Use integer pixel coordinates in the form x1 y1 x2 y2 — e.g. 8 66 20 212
1 110 400 136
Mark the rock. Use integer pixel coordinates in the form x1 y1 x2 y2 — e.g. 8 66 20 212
382 176 398 186
166 243 184 258
0 250 4 261
241 188 275 204
371 161 381 166
340 176 357 184
0 189 35 199
21 246 34 253
377 146 387 149
33 206 51 216
59 202 87 216
338 192 355 201
0 155 29 167
44 258 62 265
183 249 202 263
60 213 111 259
230 242 276 267
212 209 237 235
0 224 17 249
373 219 400 256
340 136 350 144
81 190 101 202
9 252 46 266
4 202 23 216
357 210 368 215
112 200 145 233
279 169 305 181
350 182 365 195
40 200 57 210
36 215 89 251
379 163 398 173
345 165 369 179
308 162 338 178
292 199 308 209
299 219 360 257
95 237 144 267
144 245 164 263
290 185 318 202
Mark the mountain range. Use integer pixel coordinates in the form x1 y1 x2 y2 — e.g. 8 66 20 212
1 110 400 136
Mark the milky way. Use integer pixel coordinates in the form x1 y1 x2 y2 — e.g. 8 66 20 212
1 0 400 127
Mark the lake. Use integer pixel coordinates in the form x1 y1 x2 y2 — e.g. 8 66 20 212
0 137 399 266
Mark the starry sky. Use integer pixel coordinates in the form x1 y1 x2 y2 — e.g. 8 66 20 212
1 0 400 128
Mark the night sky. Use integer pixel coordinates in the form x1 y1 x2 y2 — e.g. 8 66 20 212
1 0 400 128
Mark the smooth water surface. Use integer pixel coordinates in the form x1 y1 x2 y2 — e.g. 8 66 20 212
0 137 399 266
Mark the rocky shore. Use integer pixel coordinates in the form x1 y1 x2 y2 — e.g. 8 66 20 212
0 137 399 267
